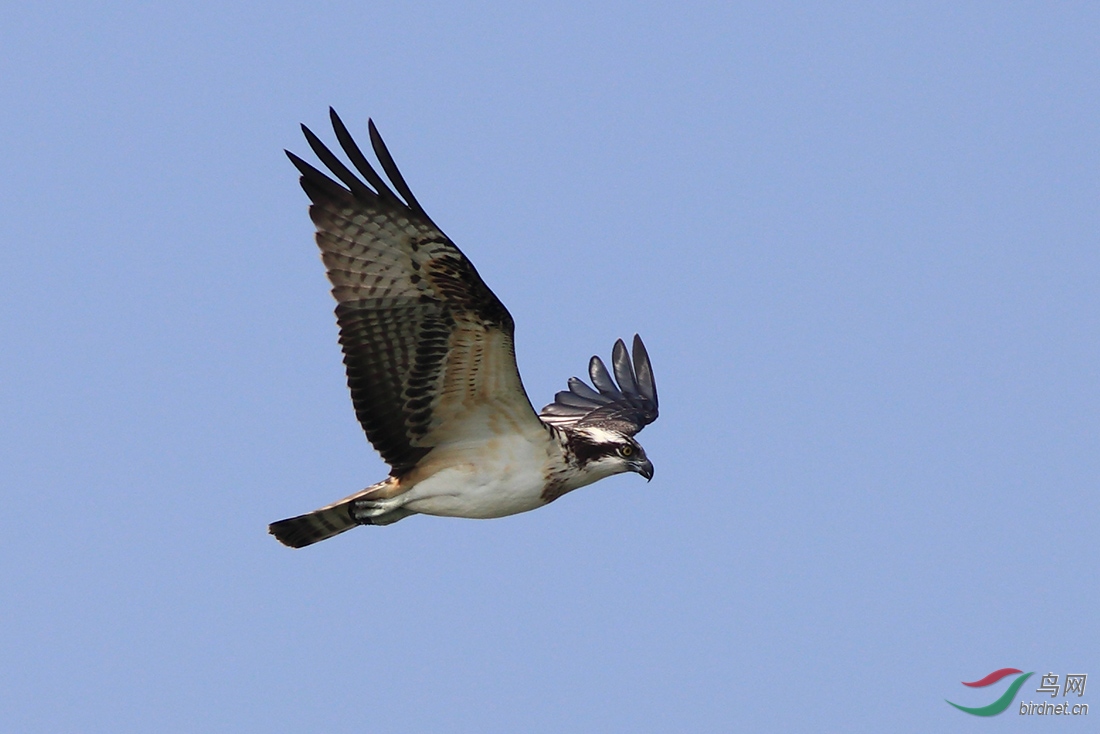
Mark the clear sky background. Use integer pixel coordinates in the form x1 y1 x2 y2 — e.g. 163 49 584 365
2 2 1097 732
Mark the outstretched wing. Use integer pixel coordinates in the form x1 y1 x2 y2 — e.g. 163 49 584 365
287 109 542 477
539 335 658 436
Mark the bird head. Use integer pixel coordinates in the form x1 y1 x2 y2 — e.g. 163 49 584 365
566 425 654 484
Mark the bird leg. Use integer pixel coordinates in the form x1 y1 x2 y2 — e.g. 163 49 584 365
350 497 414 526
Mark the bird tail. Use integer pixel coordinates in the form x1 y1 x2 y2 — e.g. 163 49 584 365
268 480 396 548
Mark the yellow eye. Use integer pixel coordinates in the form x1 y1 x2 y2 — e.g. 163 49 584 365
619 445 634 457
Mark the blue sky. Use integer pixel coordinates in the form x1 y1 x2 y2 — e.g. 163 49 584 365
2 2 1097 731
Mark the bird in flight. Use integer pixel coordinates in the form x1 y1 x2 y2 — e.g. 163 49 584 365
270 110 659 548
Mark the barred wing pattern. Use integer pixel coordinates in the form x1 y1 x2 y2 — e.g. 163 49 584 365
539 335 658 436
287 109 542 477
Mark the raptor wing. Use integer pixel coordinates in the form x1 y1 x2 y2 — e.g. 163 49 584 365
288 109 543 477
539 335 659 436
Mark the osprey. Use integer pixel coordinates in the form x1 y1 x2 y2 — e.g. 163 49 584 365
270 110 659 548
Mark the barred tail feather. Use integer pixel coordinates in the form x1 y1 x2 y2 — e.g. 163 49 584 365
269 480 396 548
269 503 358 548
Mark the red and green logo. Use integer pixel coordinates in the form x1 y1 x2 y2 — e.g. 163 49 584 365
947 668 1034 716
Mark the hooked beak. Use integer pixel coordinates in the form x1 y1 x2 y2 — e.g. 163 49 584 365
637 459 654 482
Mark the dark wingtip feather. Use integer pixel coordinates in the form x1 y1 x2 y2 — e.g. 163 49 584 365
299 123 377 202
329 109 401 204
285 148 316 176
367 119 427 217
631 334 657 406
286 150 351 201
566 376 608 403
611 338 639 395
588 355 623 398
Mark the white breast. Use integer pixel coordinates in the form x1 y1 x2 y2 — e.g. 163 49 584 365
400 431 555 519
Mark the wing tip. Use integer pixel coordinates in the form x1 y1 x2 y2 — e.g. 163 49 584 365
540 336 659 434
289 109 430 217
